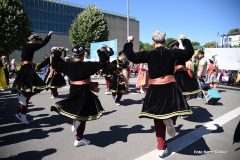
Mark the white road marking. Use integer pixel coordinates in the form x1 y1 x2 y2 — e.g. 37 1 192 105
134 106 240 160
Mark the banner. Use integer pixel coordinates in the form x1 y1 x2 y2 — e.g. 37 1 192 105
205 48 240 70
90 39 117 62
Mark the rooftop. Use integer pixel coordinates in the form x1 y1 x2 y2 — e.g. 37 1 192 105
44 0 137 20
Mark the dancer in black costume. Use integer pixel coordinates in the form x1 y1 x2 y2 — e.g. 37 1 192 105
168 39 201 99
37 47 67 98
13 31 53 124
97 45 114 94
109 51 128 105
123 32 194 157
51 44 106 147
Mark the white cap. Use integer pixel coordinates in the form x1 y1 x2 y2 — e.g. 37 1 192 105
152 30 166 43
51 47 59 52
178 34 186 40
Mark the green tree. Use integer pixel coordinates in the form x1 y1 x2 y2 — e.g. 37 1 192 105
192 41 201 46
69 5 109 50
227 28 240 35
204 41 217 48
0 0 31 56
139 41 154 51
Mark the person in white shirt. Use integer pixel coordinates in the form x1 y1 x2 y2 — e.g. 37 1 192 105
197 51 207 80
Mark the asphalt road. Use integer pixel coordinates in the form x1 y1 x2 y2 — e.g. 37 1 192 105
0 77 240 160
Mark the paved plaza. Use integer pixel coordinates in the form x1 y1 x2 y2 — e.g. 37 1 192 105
0 77 240 160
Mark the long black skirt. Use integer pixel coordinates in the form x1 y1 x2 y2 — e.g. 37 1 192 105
44 70 66 88
13 64 46 92
51 84 104 121
100 64 112 78
109 75 127 93
139 82 192 119
175 70 201 96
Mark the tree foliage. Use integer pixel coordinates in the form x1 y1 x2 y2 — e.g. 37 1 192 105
204 41 217 48
228 28 240 35
192 41 201 46
69 5 109 50
0 0 31 56
139 41 154 51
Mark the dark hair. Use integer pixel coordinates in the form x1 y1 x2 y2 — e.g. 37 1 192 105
199 51 204 55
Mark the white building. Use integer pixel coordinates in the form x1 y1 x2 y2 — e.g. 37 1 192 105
220 33 240 47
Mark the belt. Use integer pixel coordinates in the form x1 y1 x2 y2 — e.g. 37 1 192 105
21 61 32 65
70 80 90 85
70 79 100 93
149 75 176 85
175 65 188 72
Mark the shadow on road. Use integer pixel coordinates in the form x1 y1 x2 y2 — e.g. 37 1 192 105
167 124 224 156
102 110 117 116
121 98 144 106
0 128 63 147
1 148 57 160
85 124 154 147
183 106 214 123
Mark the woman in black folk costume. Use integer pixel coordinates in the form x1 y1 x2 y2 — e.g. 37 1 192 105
50 45 105 147
109 51 128 106
123 32 194 157
36 47 66 98
168 39 201 99
13 31 53 124
97 45 114 94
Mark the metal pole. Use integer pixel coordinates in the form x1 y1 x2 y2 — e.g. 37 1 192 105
127 0 129 38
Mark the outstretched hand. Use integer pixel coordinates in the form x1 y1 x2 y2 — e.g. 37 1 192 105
178 34 186 40
127 36 134 43
48 31 54 36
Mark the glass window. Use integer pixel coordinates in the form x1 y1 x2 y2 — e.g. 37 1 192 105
43 1 47 9
56 4 59 12
229 38 232 42
30 0 34 7
39 0 43 9
52 13 56 22
49 13 52 21
60 4 63 13
48 22 52 31
48 2 51 10
52 3 56 12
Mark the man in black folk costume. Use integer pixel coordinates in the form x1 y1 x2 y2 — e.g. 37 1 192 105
13 31 53 124
37 47 67 98
50 45 105 147
168 38 201 100
97 45 114 94
109 51 128 106
123 31 194 157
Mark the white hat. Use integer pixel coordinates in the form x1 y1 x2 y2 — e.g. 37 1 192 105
209 58 214 62
51 47 59 52
152 30 166 43
28 34 40 41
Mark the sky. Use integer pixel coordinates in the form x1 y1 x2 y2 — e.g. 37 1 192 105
65 0 240 45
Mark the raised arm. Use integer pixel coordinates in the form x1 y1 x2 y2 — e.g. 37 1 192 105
37 57 50 70
107 47 114 57
123 42 149 64
33 31 53 51
169 39 194 61
52 61 68 75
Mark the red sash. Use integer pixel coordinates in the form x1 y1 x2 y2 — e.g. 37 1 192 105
149 75 176 85
70 79 100 93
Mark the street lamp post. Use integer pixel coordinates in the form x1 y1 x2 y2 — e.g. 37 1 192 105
127 0 129 38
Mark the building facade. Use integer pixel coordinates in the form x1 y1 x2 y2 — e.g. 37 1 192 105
220 33 240 47
11 0 139 62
